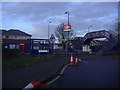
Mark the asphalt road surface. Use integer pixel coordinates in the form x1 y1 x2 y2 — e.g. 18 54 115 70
48 55 119 88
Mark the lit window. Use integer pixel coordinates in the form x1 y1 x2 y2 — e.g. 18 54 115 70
9 44 15 49
33 46 39 50
44 41 46 44
5 46 8 48
41 41 42 43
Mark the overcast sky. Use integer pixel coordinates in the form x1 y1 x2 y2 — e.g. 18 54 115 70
2 2 118 38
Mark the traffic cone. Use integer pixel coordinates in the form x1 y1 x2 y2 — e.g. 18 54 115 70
69 53 74 65
75 57 78 65
23 81 47 89
23 83 34 89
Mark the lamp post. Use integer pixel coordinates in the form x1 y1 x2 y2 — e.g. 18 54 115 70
48 22 51 55
64 11 70 53
88 26 92 33
48 22 51 40
64 11 69 25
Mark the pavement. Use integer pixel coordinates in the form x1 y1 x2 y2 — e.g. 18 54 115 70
48 55 119 88
2 57 69 89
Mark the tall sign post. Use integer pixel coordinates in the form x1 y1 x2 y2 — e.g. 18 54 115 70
50 34 55 54
48 22 51 55
64 11 71 54
50 34 55 44
64 24 71 53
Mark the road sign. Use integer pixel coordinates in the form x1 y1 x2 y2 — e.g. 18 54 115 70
50 34 55 39
64 25 71 31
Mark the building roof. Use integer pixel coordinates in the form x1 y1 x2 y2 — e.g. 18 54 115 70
1 29 32 36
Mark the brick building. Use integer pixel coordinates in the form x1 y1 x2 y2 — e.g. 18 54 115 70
1 29 32 54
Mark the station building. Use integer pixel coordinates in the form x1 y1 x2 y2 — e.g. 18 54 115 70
1 29 55 56
1 29 32 54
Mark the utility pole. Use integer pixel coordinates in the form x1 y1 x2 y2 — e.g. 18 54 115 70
48 22 51 40
48 22 51 55
65 11 69 25
65 11 70 53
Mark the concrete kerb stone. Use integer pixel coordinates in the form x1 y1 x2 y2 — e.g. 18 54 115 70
23 56 82 89
22 61 69 89
40 58 82 88
40 62 69 88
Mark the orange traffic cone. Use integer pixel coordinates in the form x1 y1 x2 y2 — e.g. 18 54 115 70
23 81 47 89
69 53 74 65
75 57 78 65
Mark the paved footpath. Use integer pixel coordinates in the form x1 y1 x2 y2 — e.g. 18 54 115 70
49 55 119 88
2 57 69 89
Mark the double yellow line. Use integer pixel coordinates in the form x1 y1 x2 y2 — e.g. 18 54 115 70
46 64 69 85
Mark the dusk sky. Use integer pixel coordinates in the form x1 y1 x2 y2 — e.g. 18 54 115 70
2 1 118 39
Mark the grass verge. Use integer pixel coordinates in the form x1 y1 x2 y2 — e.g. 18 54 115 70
2 55 68 72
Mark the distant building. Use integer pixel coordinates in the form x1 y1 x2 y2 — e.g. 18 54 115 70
1 29 32 40
29 39 54 55
1 29 32 54
1 29 56 55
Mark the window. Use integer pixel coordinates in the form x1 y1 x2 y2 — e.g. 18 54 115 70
33 46 39 50
44 40 46 44
5 36 9 39
40 40 43 43
43 47 46 50
16 44 20 49
14 36 17 39
9 44 15 49
5 46 8 48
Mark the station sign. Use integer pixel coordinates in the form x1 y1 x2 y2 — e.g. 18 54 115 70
38 50 49 53
64 25 71 31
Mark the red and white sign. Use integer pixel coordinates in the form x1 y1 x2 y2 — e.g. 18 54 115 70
64 25 71 31
50 34 55 39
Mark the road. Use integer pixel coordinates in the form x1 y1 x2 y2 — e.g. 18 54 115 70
48 55 119 88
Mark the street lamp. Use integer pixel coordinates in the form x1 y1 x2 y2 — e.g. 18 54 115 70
88 26 92 33
64 11 70 53
48 22 51 40
64 11 70 25
48 22 51 55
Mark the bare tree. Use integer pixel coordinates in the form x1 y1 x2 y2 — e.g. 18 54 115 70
55 23 75 49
